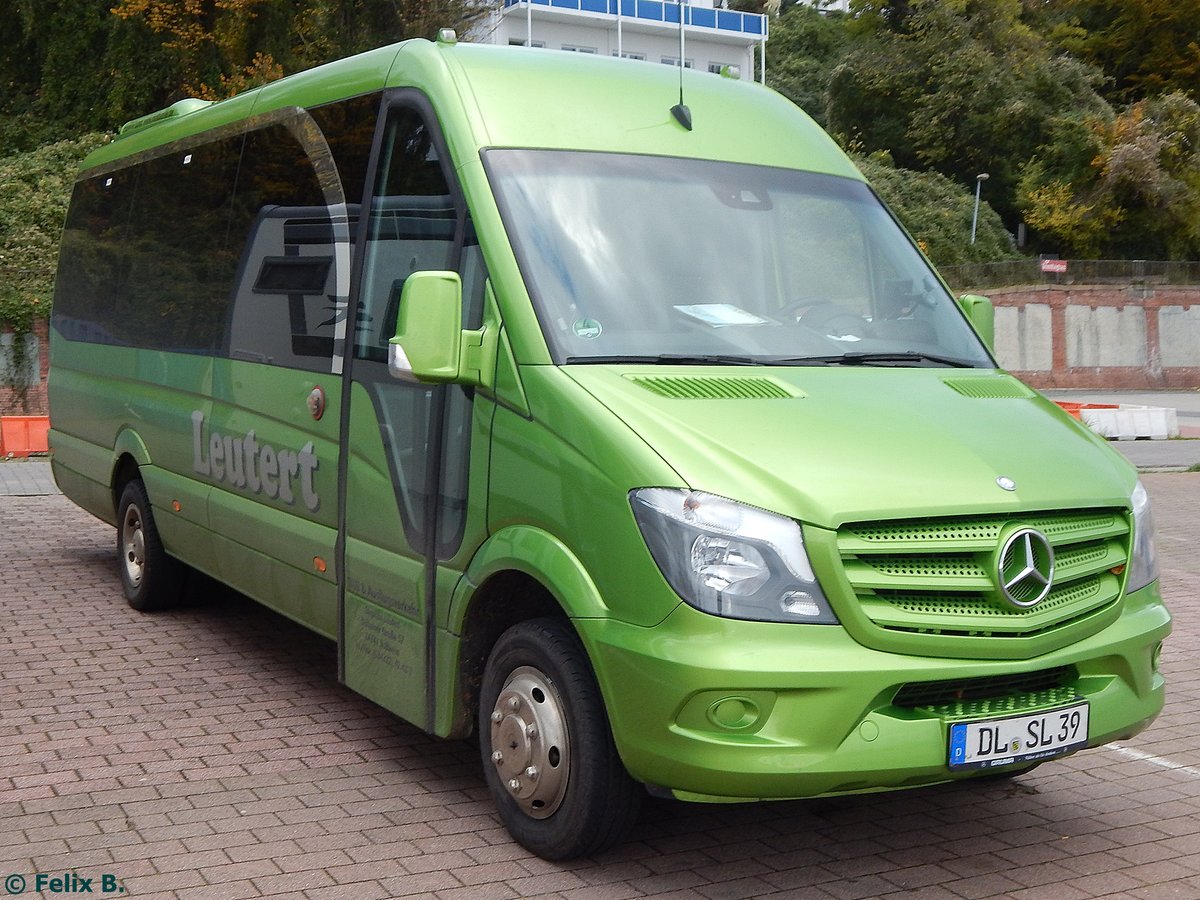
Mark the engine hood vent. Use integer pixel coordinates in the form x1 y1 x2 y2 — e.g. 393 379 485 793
626 375 802 400
942 376 1035 400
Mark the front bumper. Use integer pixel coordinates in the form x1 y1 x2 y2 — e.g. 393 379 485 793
578 585 1170 801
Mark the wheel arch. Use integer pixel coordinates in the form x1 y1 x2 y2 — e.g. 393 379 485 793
109 428 152 513
441 525 611 739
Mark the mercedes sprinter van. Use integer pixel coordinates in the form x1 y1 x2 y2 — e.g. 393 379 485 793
49 35 1170 859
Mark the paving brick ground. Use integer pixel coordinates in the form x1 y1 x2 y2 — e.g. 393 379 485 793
1 474 1198 899
0 460 58 496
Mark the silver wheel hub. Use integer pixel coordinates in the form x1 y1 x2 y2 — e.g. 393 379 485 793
122 506 145 588
488 666 569 819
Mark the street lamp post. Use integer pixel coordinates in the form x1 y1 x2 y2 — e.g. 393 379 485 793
971 172 990 245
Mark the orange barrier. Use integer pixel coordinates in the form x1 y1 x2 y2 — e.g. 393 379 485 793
0 415 50 457
1053 401 1119 421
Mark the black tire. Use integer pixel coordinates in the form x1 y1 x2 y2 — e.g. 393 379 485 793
117 479 183 611
479 618 641 860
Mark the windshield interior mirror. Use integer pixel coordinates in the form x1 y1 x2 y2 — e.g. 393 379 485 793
388 271 464 383
957 294 995 350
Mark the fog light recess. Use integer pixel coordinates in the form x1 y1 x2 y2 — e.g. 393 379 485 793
706 697 761 731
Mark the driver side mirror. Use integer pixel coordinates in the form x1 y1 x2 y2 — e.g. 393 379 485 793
388 271 495 387
957 293 995 351
389 271 464 383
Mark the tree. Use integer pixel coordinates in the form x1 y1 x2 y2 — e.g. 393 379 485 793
0 0 483 137
1056 0 1200 105
827 0 1111 229
111 0 483 102
111 0 288 100
0 134 108 406
1019 92 1200 258
763 5 851 127
0 2 116 151
857 153 1015 268
289 0 482 71
1019 179 1122 258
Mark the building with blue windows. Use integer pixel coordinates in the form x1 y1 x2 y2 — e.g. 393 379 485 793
473 0 769 82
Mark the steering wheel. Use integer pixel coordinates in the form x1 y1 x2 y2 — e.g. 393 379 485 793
780 300 870 340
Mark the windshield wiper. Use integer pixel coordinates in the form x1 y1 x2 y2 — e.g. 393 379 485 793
563 354 760 366
562 351 981 368
766 351 980 368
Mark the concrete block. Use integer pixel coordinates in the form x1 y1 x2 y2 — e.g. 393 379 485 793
994 304 1052 371
1081 405 1179 441
1158 306 1200 368
1066 306 1146 368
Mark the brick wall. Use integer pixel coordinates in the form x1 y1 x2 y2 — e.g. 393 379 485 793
990 284 1200 390
0 317 49 416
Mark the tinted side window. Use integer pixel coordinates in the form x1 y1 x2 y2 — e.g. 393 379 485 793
225 102 375 372
121 138 243 353
55 138 241 352
356 107 458 363
309 92 380 206
53 169 137 344
352 102 486 558
226 120 340 370
53 97 380 357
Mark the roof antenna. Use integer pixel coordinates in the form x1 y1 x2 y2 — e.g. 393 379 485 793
670 0 692 130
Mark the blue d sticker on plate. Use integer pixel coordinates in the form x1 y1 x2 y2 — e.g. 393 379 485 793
573 318 602 339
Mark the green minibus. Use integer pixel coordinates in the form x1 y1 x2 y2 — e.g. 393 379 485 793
49 34 1170 859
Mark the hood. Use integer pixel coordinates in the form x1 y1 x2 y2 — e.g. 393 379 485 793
563 365 1135 529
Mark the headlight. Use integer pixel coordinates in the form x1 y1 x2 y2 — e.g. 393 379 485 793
630 488 837 624
1127 480 1159 593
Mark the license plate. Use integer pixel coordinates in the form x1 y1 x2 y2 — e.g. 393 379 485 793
948 702 1089 770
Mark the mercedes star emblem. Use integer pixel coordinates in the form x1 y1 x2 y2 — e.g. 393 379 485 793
997 528 1055 609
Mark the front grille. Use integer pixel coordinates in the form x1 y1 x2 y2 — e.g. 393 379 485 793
838 509 1130 639
893 666 1074 708
912 686 1079 721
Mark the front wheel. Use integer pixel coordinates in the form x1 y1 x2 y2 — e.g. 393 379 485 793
117 479 183 611
479 618 641 860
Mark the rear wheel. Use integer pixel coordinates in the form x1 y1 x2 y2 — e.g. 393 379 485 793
479 618 641 860
117 479 183 611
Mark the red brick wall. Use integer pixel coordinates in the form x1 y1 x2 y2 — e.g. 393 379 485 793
0 317 50 416
989 284 1200 390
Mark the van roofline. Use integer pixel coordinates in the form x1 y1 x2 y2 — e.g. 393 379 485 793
83 39 862 182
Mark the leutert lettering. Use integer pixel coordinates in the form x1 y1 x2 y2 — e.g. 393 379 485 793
192 410 320 511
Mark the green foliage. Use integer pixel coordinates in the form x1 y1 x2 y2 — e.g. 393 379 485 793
1055 0 1200 105
104 0 483 104
1 0 482 134
0 112 76 158
763 6 851 126
0 1 123 134
289 0 483 70
827 0 1112 227
1018 179 1121 258
1019 92 1200 258
101 14 182 128
823 0 1200 258
0 133 108 391
855 154 1016 268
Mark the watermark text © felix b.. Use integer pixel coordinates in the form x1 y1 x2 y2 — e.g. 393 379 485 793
4 874 126 894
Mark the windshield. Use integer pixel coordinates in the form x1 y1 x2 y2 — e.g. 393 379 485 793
483 150 993 368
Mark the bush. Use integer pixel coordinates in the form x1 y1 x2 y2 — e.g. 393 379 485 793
854 154 1019 269
0 133 108 392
